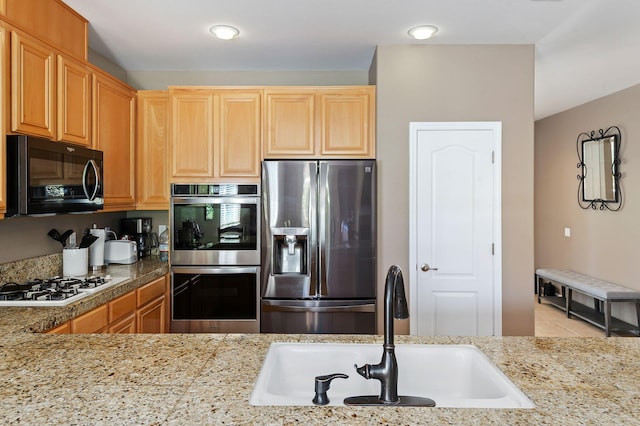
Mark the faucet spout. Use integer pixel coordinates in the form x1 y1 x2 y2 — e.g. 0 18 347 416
353 265 408 404
384 265 408 347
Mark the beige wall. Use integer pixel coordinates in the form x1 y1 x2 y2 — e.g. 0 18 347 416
88 48 128 82
127 70 369 90
0 212 125 264
373 45 535 335
535 83 640 325
87 51 370 90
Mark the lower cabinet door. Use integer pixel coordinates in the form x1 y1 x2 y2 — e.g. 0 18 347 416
137 296 166 333
108 313 137 334
46 322 70 334
71 304 109 333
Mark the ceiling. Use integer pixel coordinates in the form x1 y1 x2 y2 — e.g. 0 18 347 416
63 0 640 119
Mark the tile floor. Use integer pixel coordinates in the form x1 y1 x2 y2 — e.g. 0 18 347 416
534 296 605 337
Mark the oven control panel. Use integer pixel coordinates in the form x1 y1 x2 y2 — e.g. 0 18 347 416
172 184 259 197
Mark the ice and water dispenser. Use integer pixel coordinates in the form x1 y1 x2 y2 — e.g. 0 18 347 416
272 228 308 275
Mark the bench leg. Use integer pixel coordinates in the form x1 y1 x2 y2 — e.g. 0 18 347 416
537 276 543 303
593 298 601 313
604 302 612 337
566 288 572 318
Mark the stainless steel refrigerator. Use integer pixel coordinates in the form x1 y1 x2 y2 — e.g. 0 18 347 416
261 160 376 334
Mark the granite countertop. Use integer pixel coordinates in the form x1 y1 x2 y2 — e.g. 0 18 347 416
0 257 169 335
1 258 639 424
0 331 639 424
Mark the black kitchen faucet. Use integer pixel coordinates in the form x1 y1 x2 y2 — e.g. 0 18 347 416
344 265 436 407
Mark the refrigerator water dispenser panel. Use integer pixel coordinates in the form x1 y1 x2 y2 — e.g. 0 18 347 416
273 234 308 275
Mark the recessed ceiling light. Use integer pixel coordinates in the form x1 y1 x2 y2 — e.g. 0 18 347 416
209 25 240 40
408 25 438 40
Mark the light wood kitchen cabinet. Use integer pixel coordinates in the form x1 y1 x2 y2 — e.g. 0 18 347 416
137 90 170 209
8 28 91 145
108 291 137 334
10 30 55 139
108 313 136 334
57 54 90 146
317 87 375 157
217 91 261 179
263 86 375 158
137 296 165 333
2 0 87 61
170 88 214 180
169 87 261 182
136 275 167 333
263 89 315 157
44 274 170 334
46 322 70 334
70 303 108 334
92 68 136 211
108 290 136 324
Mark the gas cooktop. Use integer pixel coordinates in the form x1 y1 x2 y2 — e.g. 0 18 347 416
0 275 128 307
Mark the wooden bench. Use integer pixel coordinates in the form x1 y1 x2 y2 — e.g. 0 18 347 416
536 268 640 337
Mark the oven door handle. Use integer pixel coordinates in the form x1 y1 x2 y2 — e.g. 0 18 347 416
262 300 375 313
173 281 190 296
171 266 259 275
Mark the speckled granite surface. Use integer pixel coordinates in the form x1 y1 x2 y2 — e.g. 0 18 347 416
0 257 169 334
0 253 63 283
1 258 639 424
0 333 638 425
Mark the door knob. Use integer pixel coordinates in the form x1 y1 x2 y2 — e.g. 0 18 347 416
421 264 438 272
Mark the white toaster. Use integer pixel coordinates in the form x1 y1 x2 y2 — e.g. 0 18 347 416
104 240 138 264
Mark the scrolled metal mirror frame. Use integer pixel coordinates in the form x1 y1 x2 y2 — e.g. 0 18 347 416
576 126 622 211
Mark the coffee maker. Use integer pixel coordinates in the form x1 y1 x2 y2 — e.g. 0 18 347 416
120 217 155 258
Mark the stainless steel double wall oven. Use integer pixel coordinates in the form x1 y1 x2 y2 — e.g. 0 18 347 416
170 183 260 333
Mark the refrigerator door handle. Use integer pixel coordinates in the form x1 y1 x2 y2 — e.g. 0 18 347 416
262 300 375 313
317 161 328 297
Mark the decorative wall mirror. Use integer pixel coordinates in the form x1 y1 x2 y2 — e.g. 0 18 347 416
576 126 622 211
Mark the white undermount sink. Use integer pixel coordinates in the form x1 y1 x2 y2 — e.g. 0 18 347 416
250 343 535 408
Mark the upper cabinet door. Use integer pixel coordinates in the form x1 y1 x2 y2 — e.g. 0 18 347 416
92 70 136 211
217 91 261 180
318 87 375 158
262 86 375 159
169 89 214 180
10 31 55 139
57 55 91 146
137 91 170 209
263 89 315 158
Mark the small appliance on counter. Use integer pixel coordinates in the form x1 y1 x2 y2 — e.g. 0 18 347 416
104 240 137 264
120 217 156 258
88 225 116 271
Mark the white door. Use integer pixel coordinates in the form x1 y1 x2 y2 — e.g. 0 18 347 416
409 122 502 336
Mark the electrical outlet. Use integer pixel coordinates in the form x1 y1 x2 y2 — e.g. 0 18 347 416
564 227 571 237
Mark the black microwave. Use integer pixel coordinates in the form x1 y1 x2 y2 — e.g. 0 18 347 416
6 135 104 216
